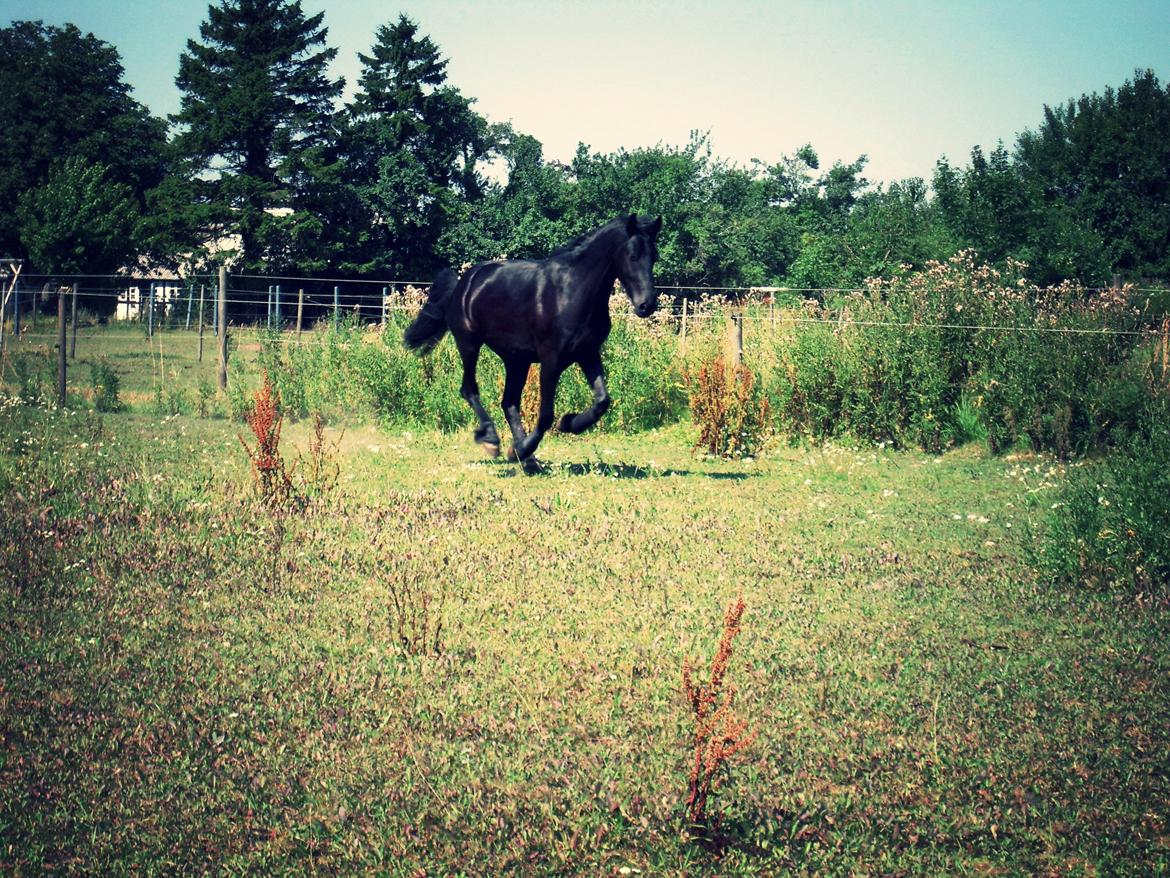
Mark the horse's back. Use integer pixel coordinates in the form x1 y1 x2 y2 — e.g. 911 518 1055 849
453 253 609 362
452 259 546 355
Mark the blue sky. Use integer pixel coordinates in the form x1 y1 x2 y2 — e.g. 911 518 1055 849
7 1 1170 184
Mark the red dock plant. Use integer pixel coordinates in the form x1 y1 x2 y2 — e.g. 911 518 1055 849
238 371 295 511
685 354 771 459
682 594 756 831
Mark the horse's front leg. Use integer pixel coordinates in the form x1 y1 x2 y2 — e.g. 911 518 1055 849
558 349 609 434
501 356 530 461
513 358 563 466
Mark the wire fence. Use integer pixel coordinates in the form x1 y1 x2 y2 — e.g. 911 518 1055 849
2 271 1168 354
4 272 1168 334
4 269 1168 415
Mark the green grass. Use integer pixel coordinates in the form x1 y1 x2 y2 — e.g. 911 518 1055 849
2 393 1168 875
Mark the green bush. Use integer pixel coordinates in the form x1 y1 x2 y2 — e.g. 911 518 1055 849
602 309 688 432
1036 396 1170 590
88 359 124 413
768 253 1152 455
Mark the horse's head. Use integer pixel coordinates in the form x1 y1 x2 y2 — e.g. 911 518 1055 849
617 214 662 318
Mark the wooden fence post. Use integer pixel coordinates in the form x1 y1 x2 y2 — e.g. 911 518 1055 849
57 287 67 406
296 288 304 340
69 283 78 360
1161 316 1169 385
730 301 744 366
680 297 688 352
217 265 228 391
147 282 154 337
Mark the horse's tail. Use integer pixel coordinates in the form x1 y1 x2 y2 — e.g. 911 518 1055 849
403 268 458 354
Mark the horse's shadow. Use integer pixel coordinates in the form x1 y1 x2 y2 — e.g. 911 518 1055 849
489 458 754 481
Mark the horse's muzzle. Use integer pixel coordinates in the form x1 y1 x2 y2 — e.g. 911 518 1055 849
635 300 657 318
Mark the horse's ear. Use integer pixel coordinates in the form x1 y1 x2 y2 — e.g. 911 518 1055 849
626 213 639 236
650 216 662 237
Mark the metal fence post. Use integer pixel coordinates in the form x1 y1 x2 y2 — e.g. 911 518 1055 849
217 266 228 391
333 285 340 329
57 288 66 406
197 283 205 363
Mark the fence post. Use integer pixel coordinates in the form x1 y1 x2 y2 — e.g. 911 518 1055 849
333 285 340 329
12 280 18 336
730 301 744 366
69 282 78 360
1162 316 1169 385
296 288 304 339
267 285 273 330
680 297 688 351
217 265 228 391
197 283 205 363
147 282 154 337
185 282 193 329
275 284 282 329
381 286 388 325
57 287 67 406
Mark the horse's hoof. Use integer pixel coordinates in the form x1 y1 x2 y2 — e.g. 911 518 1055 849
522 457 545 475
557 413 576 434
480 442 501 458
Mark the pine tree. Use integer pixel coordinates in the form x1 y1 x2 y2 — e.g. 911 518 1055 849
343 15 490 277
171 0 344 271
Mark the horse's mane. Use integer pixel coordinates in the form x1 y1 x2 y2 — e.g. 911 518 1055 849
546 217 627 261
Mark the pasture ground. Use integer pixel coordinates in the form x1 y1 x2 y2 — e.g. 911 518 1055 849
2 387 1168 875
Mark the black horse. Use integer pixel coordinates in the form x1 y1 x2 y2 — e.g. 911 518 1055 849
404 214 662 466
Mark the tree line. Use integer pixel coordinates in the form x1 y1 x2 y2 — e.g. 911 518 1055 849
2 2 1168 304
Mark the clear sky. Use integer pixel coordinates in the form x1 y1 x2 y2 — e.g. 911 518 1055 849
7 0 1170 185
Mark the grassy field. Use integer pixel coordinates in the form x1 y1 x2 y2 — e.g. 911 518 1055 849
1 324 1168 875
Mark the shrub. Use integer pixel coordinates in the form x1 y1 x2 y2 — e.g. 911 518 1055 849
1036 396 1170 591
603 305 689 432
89 360 123 412
196 378 215 418
769 253 1152 455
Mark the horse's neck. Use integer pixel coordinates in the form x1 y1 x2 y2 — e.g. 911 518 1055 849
570 224 623 306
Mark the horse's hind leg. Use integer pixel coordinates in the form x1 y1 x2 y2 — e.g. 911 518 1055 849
457 338 500 457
